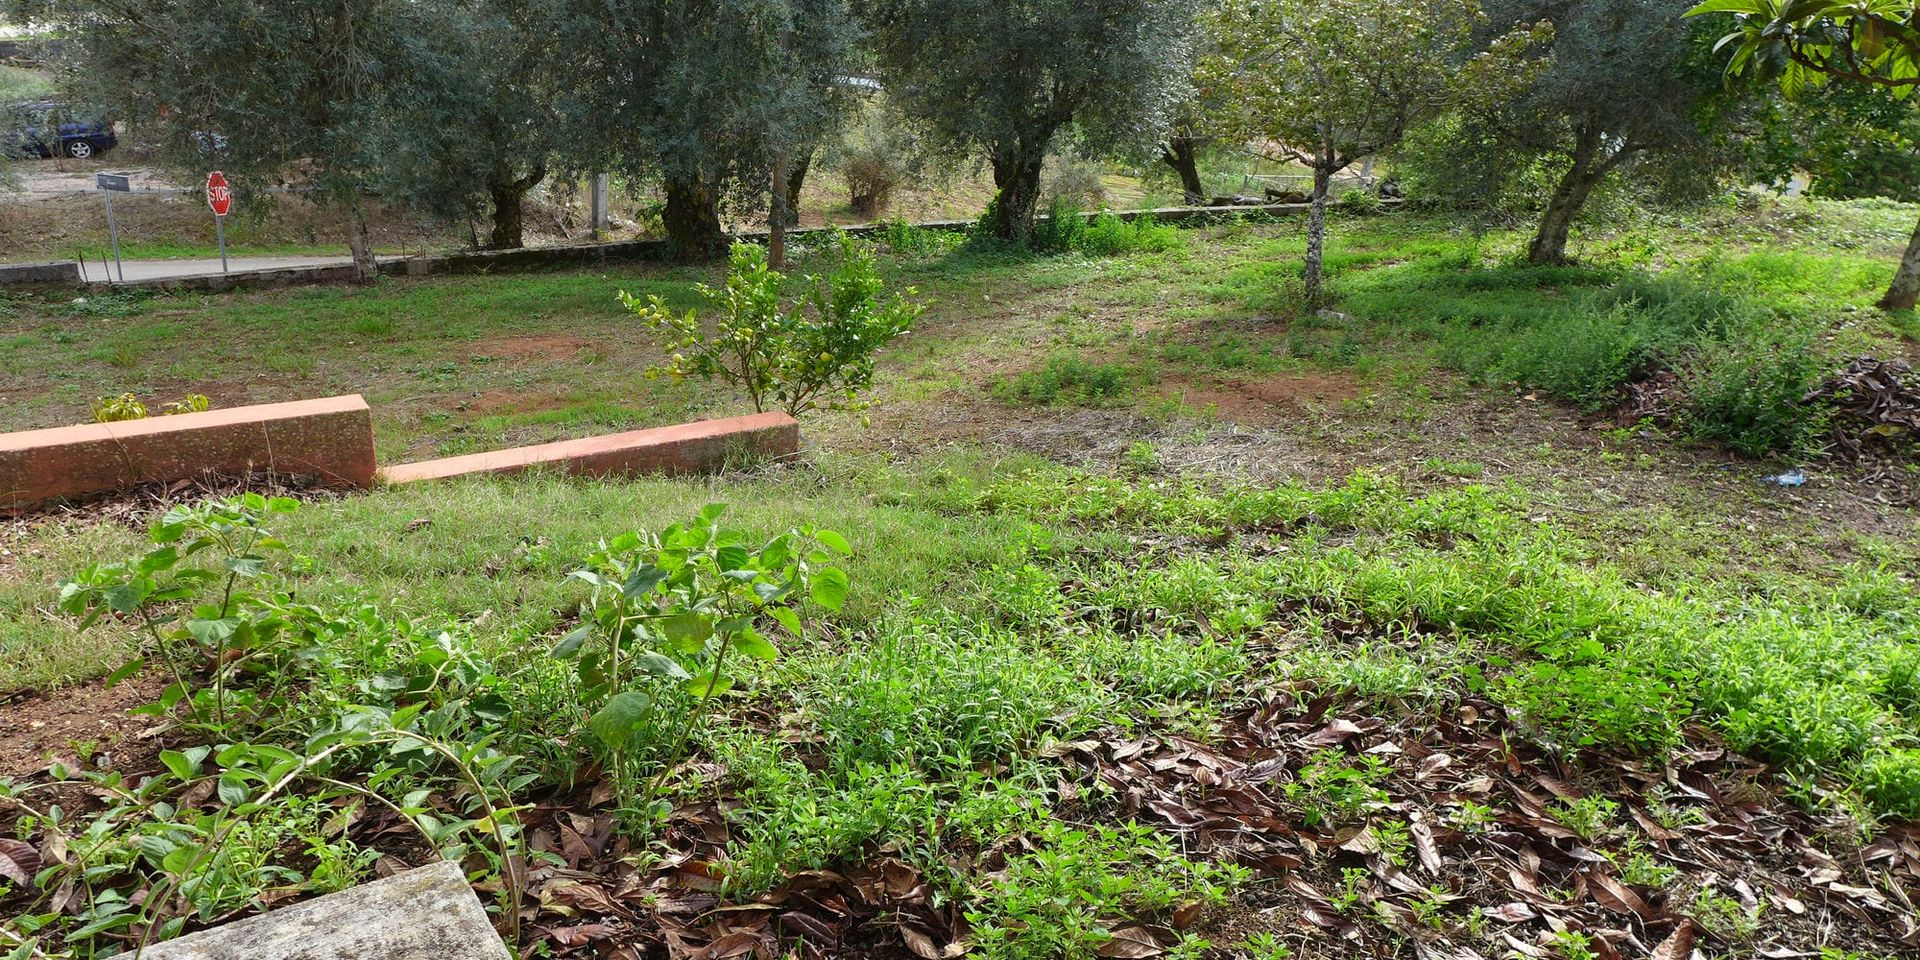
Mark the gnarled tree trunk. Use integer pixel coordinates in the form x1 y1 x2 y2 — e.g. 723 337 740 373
1302 164 1333 307
347 205 377 285
486 163 546 250
1527 128 1610 265
1881 213 1920 311
784 151 811 227
989 147 1048 242
1161 137 1205 204
663 172 727 262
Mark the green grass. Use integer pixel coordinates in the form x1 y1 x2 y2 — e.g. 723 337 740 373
7 198 1920 956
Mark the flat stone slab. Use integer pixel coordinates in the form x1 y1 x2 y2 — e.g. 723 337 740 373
379 411 799 485
0 395 377 512
140 860 509 960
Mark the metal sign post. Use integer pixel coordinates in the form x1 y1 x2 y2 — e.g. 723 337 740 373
95 173 129 282
205 171 234 275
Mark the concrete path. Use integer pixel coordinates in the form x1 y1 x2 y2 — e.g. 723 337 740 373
76 255 405 283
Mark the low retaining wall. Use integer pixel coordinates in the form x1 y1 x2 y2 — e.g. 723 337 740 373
0 260 80 284
381 412 798 485
52 199 1398 291
1 395 377 512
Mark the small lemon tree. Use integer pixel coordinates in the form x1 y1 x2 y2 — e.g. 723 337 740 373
622 237 921 417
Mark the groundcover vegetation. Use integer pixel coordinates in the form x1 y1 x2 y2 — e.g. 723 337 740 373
2 455 1917 959
4 204 1920 959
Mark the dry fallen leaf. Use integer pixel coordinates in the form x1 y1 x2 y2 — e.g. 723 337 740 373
1095 925 1165 958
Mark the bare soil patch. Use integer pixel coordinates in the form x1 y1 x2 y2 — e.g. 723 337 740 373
1157 369 1364 425
0 674 166 780
472 335 592 361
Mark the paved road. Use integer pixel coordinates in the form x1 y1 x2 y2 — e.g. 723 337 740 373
76 255 404 283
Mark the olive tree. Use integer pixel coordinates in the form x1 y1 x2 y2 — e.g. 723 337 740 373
1691 0 1920 309
551 0 860 261
1204 0 1480 305
858 0 1200 242
365 0 560 250
9 0 401 276
1448 0 1740 265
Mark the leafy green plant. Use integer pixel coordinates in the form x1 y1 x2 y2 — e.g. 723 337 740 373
1689 887 1763 942
1340 188 1383 215
90 393 148 422
1242 931 1293 960
59 495 309 726
622 238 920 417
1011 198 1181 256
89 393 213 423
1283 752 1391 828
1610 841 1678 888
1547 795 1619 841
31 496 533 956
553 503 850 827
964 821 1245 960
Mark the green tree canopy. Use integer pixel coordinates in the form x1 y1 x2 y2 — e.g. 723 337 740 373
1691 0 1920 308
1400 0 1744 265
858 0 1200 242
8 0 561 260
550 0 861 260
1204 0 1481 305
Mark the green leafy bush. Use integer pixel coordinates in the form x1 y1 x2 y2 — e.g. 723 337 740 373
1680 326 1831 456
1340 188 1383 214
90 392 213 423
623 238 921 417
554 503 850 824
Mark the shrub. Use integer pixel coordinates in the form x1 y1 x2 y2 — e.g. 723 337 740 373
623 238 921 417
829 99 926 219
979 197 1181 256
1680 325 1831 457
1044 156 1109 210
1339 188 1383 214
1859 748 1920 820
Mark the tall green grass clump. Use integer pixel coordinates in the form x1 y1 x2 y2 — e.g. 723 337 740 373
991 355 1145 406
1350 258 1837 456
978 198 1182 257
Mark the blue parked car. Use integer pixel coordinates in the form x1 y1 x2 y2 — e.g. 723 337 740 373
6 101 117 159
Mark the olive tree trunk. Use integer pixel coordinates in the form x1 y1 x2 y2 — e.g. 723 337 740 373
1161 137 1205 204
989 148 1049 242
662 172 727 262
784 151 812 227
1880 213 1920 311
1302 165 1333 308
1527 129 1614 266
347 206 377 285
485 163 546 250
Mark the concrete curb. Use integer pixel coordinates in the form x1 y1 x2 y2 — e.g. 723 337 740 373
379 412 800 485
1 395 377 513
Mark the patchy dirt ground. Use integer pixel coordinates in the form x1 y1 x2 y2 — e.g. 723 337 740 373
0 673 166 780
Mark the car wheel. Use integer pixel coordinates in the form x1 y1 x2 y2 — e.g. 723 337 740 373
65 140 93 159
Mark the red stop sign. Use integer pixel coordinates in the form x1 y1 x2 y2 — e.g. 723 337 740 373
206 171 233 217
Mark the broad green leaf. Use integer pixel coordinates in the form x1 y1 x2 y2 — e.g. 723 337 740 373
810 567 850 611
733 628 778 661
587 691 655 750
769 607 803 636
633 651 693 680
815 530 852 555
104 657 144 687
159 750 197 781
550 624 594 659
